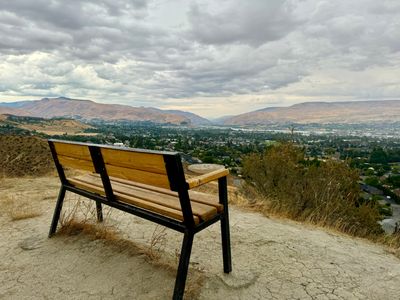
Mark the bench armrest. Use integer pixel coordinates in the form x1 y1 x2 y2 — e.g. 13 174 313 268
186 168 229 189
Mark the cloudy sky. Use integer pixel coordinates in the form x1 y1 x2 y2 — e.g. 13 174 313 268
0 0 399 118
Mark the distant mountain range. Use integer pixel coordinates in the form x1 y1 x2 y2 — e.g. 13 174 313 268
0 97 209 125
1 98 399 126
220 100 400 125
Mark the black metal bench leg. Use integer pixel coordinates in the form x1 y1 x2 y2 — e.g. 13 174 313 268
221 213 232 273
173 231 194 300
218 176 232 273
96 200 103 222
48 186 66 237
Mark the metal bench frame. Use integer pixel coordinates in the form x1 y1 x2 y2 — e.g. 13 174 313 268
48 139 232 300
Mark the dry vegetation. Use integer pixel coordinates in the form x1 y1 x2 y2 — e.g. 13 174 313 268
0 189 44 221
240 142 400 255
0 135 54 177
57 194 117 239
148 225 168 260
0 176 60 223
56 194 174 262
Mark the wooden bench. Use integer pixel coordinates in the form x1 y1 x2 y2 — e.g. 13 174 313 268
47 139 232 300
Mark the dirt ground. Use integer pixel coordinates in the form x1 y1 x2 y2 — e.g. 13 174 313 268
1 176 400 299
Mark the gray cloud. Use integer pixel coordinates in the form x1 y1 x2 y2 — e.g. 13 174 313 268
188 0 305 46
0 0 399 117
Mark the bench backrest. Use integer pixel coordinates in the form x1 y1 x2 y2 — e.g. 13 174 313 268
48 139 186 192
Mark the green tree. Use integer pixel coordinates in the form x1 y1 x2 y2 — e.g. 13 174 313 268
387 175 400 188
365 176 380 187
370 147 388 164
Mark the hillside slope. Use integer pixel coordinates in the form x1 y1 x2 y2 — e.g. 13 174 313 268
0 97 200 125
0 115 95 136
0 176 399 299
0 106 30 116
223 100 400 125
0 135 54 177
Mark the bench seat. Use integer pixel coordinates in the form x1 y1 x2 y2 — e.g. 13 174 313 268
68 173 222 224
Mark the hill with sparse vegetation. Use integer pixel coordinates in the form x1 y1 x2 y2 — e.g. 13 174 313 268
0 114 95 136
0 135 54 177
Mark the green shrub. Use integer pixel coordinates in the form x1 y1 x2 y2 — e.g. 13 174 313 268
242 143 383 238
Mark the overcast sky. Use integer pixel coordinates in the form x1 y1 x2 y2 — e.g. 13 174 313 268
0 0 399 118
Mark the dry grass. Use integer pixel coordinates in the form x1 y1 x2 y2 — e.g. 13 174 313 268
379 233 400 258
148 225 168 260
0 192 43 221
57 218 121 241
57 193 117 240
0 135 54 177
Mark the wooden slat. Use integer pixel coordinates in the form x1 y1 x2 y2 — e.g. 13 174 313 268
105 164 171 190
188 190 223 212
67 178 199 224
113 182 217 220
186 169 229 189
58 155 95 172
101 148 167 175
115 193 200 225
74 175 217 221
88 173 223 213
53 142 92 160
68 177 105 195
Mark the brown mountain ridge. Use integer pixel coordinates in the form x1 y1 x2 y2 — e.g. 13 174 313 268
1 98 399 126
222 100 400 125
0 97 210 125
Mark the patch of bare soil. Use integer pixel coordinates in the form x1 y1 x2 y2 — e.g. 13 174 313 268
1 177 400 299
0 135 54 177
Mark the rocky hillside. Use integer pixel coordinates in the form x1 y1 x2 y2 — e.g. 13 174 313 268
222 100 400 125
0 97 205 125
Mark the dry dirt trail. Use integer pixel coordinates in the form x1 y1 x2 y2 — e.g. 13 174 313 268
1 176 400 299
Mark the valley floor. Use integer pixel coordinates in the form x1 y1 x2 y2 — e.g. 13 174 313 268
1 176 400 299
